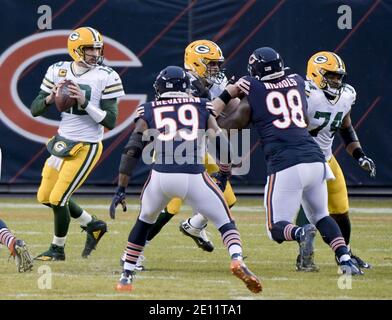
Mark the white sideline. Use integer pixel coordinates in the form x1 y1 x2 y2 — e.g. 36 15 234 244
0 202 391 213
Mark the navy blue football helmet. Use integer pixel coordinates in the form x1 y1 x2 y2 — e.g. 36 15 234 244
153 66 191 99
247 47 285 81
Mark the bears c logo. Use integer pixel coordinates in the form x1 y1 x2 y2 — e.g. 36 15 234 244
0 30 146 143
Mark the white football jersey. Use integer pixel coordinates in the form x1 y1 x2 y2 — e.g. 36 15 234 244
40 61 124 142
305 80 356 160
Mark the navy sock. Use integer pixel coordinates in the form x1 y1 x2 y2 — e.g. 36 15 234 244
128 218 153 246
270 221 301 243
316 216 348 259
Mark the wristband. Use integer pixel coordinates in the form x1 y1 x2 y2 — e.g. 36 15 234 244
352 147 365 161
218 90 232 105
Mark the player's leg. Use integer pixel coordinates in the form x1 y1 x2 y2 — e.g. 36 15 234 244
264 166 317 245
301 162 363 275
179 154 236 252
117 170 172 291
185 172 261 294
0 218 33 272
123 197 182 271
35 156 67 261
35 143 103 260
328 156 371 268
146 197 182 241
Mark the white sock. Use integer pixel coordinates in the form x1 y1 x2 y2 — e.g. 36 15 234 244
189 213 208 229
228 244 242 258
78 210 92 227
52 236 66 247
339 254 351 262
124 262 136 271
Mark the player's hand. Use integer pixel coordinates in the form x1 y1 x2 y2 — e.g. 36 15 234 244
45 80 65 105
235 77 250 95
109 186 127 219
68 82 86 106
211 169 231 192
358 156 376 178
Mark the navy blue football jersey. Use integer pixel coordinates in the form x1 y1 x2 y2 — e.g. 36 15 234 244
243 73 325 175
136 96 214 174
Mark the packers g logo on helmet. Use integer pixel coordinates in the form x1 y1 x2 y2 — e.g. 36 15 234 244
69 32 80 41
67 27 104 67
313 55 328 64
184 39 225 84
194 45 210 54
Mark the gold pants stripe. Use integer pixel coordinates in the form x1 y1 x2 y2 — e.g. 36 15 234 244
59 143 99 206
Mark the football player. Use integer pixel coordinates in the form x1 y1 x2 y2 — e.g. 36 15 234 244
296 51 375 271
127 40 238 270
110 66 261 293
30 27 124 260
217 47 362 275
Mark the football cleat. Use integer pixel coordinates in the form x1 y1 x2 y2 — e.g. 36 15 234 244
179 219 214 252
338 258 364 275
10 239 34 272
296 253 319 272
81 216 107 258
350 251 372 269
34 244 65 261
116 270 136 291
297 224 318 271
230 257 262 294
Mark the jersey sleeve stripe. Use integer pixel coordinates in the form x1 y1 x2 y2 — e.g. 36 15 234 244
102 85 123 94
104 83 123 90
44 77 54 85
42 78 55 89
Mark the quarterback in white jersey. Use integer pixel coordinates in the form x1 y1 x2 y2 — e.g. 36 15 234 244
30 27 124 261
298 51 376 271
39 61 123 142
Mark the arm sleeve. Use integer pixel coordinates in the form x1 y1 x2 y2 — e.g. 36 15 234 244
30 90 50 117
99 98 118 130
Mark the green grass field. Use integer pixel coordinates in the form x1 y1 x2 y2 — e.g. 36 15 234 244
0 196 391 300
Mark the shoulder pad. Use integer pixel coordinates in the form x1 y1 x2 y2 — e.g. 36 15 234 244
305 80 318 94
343 83 356 105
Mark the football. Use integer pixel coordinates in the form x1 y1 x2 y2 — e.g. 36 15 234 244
55 80 77 112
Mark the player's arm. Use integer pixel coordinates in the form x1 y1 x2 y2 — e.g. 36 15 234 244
30 90 51 117
217 96 251 130
212 83 241 115
67 84 118 130
339 111 376 178
109 118 148 219
99 98 118 130
31 81 64 117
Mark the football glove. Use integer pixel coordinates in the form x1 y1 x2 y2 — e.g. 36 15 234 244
358 156 376 178
211 170 231 192
109 186 127 219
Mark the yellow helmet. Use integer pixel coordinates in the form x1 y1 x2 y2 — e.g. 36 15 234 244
307 51 346 97
67 27 104 66
184 40 225 84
